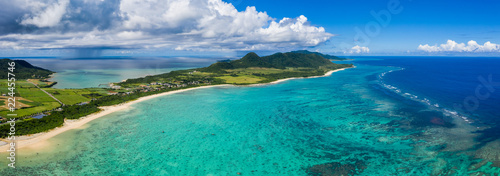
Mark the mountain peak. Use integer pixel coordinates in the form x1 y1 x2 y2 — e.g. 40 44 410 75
242 52 260 59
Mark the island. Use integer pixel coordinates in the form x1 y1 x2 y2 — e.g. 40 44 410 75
0 51 353 139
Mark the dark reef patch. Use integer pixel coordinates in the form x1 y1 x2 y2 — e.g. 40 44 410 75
409 110 455 128
306 159 367 176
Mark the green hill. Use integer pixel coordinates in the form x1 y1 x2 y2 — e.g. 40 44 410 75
0 59 54 79
200 51 340 72
291 50 348 60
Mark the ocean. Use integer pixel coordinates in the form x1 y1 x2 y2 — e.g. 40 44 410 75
1 56 499 175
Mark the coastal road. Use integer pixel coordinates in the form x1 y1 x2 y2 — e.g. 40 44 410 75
26 80 65 106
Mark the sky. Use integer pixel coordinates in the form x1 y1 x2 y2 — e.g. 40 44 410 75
0 0 499 57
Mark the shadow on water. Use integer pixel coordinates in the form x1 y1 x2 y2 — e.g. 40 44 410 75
472 123 500 150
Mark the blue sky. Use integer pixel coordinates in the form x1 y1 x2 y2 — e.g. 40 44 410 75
231 0 500 55
0 0 498 57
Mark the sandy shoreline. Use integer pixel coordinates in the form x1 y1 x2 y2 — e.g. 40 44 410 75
0 66 354 152
251 66 354 86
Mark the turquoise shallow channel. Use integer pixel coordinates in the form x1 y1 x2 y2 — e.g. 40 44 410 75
49 68 192 89
1 64 499 175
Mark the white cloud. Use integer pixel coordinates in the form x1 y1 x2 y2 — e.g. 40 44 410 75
116 31 144 40
20 0 69 28
346 45 369 54
418 40 500 53
257 15 332 46
0 0 333 52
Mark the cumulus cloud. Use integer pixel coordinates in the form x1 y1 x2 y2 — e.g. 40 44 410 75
0 0 333 52
418 40 500 53
20 0 70 27
346 45 369 54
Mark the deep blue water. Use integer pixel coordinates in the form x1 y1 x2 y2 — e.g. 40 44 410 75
354 57 500 122
348 57 500 148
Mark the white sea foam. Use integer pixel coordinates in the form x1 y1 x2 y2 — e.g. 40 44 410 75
377 68 473 124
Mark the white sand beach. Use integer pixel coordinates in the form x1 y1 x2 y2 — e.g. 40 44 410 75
0 66 354 152
248 66 355 86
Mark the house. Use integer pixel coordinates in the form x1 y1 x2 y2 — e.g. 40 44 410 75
109 83 121 89
111 85 121 89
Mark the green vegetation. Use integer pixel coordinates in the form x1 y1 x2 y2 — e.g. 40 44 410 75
216 75 263 84
0 79 109 119
121 51 352 86
0 114 64 136
200 51 352 84
291 50 350 61
43 88 93 105
117 69 225 87
0 50 354 137
201 52 336 70
18 100 43 107
0 59 54 79
0 79 59 117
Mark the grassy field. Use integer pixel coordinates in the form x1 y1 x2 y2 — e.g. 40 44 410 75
216 75 263 84
10 102 61 117
214 67 326 84
0 80 36 112
0 79 110 119
18 87 57 102
18 99 43 106
43 88 93 105
0 80 61 117
0 79 29 95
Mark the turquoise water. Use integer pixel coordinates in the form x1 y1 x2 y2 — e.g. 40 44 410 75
49 68 191 89
1 64 499 175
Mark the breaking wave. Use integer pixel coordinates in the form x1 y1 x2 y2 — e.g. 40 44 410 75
378 68 472 123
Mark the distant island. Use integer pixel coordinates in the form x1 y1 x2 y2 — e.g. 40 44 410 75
0 51 353 138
